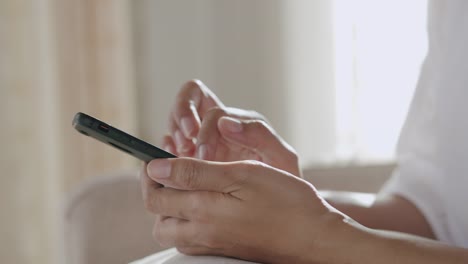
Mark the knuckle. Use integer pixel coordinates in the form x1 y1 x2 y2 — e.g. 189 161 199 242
177 160 202 189
241 160 264 173
177 79 208 106
153 217 183 248
279 142 299 164
203 107 226 121
244 120 272 150
251 119 267 130
180 80 202 97
174 80 204 114
237 160 270 182
288 149 299 163
250 120 270 137
152 219 167 246
186 79 203 90
142 189 153 212
144 189 163 214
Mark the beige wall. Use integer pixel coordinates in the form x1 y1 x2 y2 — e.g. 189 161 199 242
132 1 336 166
132 0 291 143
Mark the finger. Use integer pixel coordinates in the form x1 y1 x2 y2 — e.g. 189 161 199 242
218 117 297 163
169 80 224 156
152 217 195 248
145 187 216 221
138 164 146 181
172 129 195 156
141 164 163 213
154 217 223 250
147 158 249 193
172 98 201 139
162 134 177 155
171 80 223 139
195 107 227 160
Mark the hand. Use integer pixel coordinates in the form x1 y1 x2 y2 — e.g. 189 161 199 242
164 80 225 157
195 107 301 176
165 80 300 176
141 158 347 263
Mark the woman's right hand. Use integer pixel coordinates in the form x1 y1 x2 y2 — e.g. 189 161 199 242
164 80 301 177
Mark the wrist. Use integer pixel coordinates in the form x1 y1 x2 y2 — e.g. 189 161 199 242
303 211 367 264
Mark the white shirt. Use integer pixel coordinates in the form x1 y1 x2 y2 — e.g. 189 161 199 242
381 0 468 247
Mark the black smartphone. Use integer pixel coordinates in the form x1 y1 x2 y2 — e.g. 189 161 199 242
72 112 176 162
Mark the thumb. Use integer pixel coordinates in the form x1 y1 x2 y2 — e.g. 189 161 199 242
146 158 246 192
218 117 295 159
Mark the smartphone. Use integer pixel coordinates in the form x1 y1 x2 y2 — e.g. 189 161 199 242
73 112 176 162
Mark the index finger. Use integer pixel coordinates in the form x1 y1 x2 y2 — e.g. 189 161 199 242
170 80 223 139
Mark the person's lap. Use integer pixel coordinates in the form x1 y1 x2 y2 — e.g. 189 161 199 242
130 248 259 264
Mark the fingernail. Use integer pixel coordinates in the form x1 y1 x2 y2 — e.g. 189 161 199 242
220 117 243 133
147 159 172 179
180 117 195 138
196 144 209 159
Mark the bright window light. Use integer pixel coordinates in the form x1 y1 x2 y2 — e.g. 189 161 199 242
333 0 428 162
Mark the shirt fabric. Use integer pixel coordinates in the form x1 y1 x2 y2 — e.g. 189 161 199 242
381 0 468 248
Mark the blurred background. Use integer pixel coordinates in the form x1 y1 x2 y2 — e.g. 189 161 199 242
0 0 427 263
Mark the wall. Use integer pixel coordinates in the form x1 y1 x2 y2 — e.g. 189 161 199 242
132 1 336 168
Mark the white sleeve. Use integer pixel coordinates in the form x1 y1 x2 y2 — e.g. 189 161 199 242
380 155 450 243
380 0 468 247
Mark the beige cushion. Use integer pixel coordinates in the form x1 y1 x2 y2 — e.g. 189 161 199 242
64 170 166 264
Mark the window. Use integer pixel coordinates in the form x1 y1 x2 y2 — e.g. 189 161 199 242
333 0 428 162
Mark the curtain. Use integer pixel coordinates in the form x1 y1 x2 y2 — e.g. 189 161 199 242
0 0 136 263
